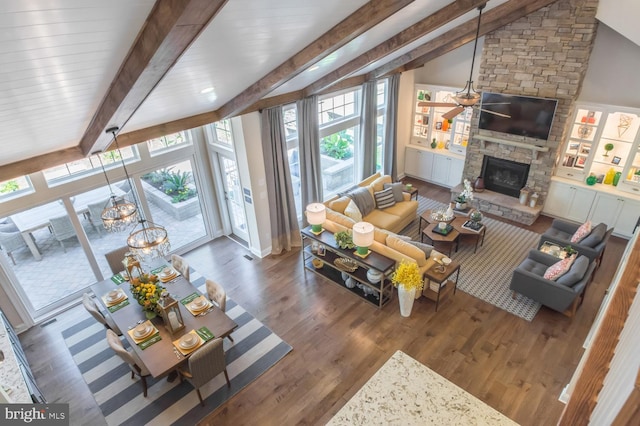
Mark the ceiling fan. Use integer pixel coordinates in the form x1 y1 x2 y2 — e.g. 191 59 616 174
418 4 511 121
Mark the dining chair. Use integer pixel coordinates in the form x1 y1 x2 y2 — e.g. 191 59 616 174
86 200 108 235
171 254 190 280
205 279 234 342
106 329 151 397
178 337 230 406
48 215 77 252
105 246 131 275
82 293 122 335
0 230 29 265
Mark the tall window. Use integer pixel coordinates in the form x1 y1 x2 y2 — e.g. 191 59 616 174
147 131 190 155
211 119 233 147
0 176 33 202
376 80 388 172
282 105 301 215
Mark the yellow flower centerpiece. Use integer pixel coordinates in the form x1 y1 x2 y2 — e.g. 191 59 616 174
130 273 164 319
391 260 423 317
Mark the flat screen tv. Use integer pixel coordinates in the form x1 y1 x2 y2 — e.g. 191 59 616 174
478 92 558 141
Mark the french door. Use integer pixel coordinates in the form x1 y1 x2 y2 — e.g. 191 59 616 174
218 154 249 243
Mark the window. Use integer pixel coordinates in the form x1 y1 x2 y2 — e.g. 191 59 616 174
210 119 233 147
43 146 138 185
376 80 388 172
147 131 190 155
283 105 301 216
0 176 34 202
319 90 358 125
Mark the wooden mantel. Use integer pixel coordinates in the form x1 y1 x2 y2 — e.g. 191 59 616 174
472 135 549 160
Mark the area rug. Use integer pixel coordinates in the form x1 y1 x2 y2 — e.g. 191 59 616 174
402 196 542 321
63 279 292 425
327 350 518 425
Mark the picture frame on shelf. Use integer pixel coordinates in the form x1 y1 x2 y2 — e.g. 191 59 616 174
580 146 590 154
569 142 579 151
575 156 586 168
611 156 622 165
317 245 326 256
596 174 605 183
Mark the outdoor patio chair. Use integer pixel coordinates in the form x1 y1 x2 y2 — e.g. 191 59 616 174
0 230 28 265
86 200 108 235
48 215 77 252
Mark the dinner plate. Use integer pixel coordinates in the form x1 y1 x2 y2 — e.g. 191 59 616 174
133 323 153 339
190 297 208 311
106 290 125 303
179 333 199 349
160 268 177 279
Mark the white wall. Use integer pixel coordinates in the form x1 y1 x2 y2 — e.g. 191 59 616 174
579 23 640 108
596 0 640 47
413 37 482 88
396 70 415 177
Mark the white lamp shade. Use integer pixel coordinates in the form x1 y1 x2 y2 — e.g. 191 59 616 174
352 222 374 247
306 203 326 225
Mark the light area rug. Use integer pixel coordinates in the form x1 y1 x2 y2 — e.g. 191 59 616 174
402 196 542 321
62 274 292 426
328 350 519 426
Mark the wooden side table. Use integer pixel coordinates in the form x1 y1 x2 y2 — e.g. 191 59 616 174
422 260 461 311
421 223 459 257
404 187 418 201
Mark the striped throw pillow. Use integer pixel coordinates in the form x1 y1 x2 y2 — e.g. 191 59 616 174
374 187 396 209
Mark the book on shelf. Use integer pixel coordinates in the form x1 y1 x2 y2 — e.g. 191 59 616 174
461 220 484 233
453 207 472 217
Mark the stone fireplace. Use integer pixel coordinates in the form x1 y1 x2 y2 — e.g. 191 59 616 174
481 156 530 198
451 0 599 225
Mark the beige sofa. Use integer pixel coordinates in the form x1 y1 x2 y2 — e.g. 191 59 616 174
321 173 444 278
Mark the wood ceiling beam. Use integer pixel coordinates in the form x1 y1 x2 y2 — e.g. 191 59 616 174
215 0 415 120
304 0 487 96
79 0 228 156
0 147 84 183
371 0 558 79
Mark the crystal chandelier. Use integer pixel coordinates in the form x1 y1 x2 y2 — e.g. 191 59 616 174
95 152 138 232
106 127 171 261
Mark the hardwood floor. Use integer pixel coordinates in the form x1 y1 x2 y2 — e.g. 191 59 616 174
18 179 627 425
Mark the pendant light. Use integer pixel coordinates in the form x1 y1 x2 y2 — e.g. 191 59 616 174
105 127 171 261
94 151 138 232
452 4 485 108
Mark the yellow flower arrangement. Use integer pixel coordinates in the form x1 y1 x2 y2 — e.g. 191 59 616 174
130 273 164 318
391 260 423 291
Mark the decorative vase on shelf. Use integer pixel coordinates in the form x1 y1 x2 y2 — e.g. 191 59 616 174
397 285 416 317
474 176 485 192
367 269 383 284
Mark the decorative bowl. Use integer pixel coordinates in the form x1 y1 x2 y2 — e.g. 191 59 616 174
441 257 452 266
334 257 358 272
312 258 324 269
430 209 454 222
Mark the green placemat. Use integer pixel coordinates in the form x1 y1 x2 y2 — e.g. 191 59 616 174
111 274 126 285
107 299 130 313
138 333 161 350
196 326 215 342
180 292 200 305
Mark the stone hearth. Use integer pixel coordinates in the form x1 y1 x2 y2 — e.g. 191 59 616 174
451 184 541 226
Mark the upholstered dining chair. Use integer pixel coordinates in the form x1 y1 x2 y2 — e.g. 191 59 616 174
48 215 77 252
206 279 233 342
82 293 122 335
178 337 230 406
105 246 131 275
171 254 190 280
106 329 151 397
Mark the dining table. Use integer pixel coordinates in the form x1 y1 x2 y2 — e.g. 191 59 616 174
10 186 125 261
90 265 237 379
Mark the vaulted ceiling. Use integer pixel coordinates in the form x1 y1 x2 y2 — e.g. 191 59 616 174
0 0 558 181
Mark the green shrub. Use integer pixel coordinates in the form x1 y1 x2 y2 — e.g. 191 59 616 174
321 131 353 160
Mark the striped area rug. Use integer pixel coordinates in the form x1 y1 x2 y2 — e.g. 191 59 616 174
63 274 292 425
402 196 542 321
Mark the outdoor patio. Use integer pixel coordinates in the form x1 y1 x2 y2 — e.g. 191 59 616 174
4 199 207 312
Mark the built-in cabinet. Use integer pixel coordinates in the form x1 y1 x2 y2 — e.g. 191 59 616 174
404 146 464 188
543 177 640 238
557 103 640 196
411 84 471 155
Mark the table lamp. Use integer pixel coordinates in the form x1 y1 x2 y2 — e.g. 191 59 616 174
306 203 326 234
352 222 374 257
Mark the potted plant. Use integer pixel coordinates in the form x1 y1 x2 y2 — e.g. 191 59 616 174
603 142 614 157
391 260 423 317
334 230 355 249
455 179 474 210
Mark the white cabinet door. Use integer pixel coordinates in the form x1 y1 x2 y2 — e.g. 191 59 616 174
404 147 433 180
589 193 623 229
544 181 596 222
431 155 450 185
447 156 465 187
614 198 640 237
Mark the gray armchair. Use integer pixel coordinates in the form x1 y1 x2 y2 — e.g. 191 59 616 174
510 250 596 317
539 219 613 267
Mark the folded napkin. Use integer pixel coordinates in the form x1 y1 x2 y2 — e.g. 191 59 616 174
107 299 130 313
180 292 200 305
111 273 126 285
150 265 168 275
138 333 162 350
196 326 215 342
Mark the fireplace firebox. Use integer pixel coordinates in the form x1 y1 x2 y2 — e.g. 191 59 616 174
480 156 530 198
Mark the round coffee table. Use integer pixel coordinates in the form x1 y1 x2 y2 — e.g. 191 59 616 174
421 223 459 257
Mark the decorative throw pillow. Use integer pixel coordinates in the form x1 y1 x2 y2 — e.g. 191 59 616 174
571 221 592 243
408 241 434 259
556 256 589 287
383 182 405 203
543 255 576 281
579 223 606 248
374 188 396 209
344 199 363 222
